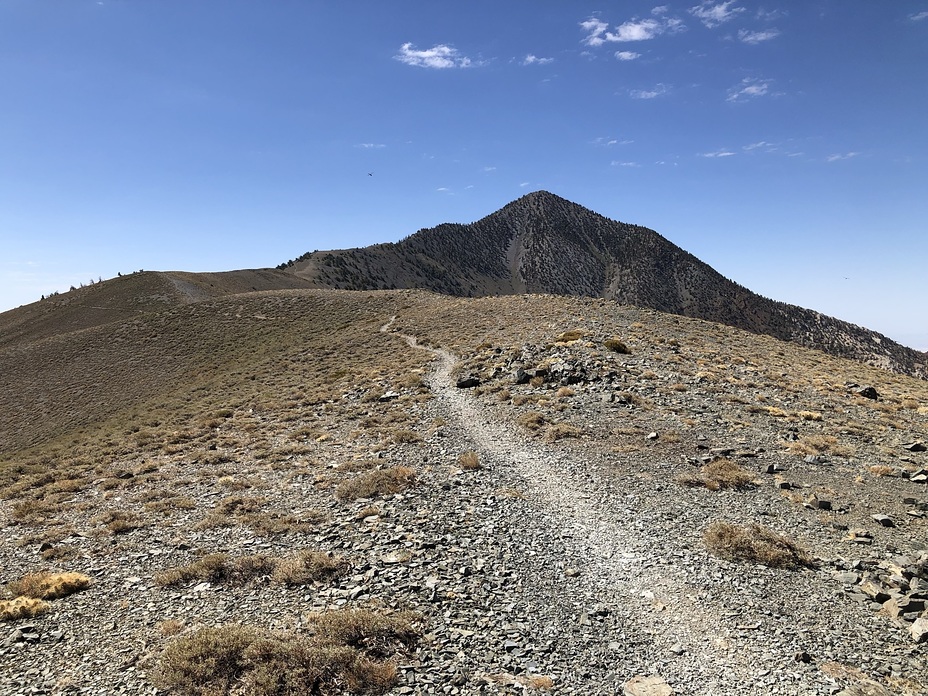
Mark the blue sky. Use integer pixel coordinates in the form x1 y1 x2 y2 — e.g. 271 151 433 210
2 1 927 350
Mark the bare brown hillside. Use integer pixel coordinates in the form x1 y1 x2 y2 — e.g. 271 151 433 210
0 269 313 350
1 289 927 695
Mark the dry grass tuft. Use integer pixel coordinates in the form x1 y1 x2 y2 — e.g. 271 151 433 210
603 337 631 354
796 411 823 422
8 571 92 600
154 554 276 587
517 411 547 432
677 459 755 491
0 596 50 621
336 466 416 501
271 551 349 586
556 330 584 343
786 435 853 458
703 521 814 570
457 451 482 471
156 624 260 695
156 609 418 696
868 464 896 477
544 423 582 442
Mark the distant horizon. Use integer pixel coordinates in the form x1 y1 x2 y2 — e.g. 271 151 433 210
4 187 926 354
2 2 925 351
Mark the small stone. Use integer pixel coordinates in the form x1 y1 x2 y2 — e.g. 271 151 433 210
871 514 895 527
794 650 812 663
564 567 580 578
669 642 684 656
910 617 928 643
647 432 658 440
856 386 879 400
902 442 927 452
455 377 480 389
624 675 674 696
833 572 860 585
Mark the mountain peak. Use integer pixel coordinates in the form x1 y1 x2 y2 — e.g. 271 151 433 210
282 193 926 377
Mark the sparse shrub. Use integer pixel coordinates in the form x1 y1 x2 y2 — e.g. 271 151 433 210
603 337 630 354
156 610 419 696
518 412 547 431
215 495 266 515
703 522 814 570
154 553 276 587
312 609 419 658
11 499 59 522
787 435 853 458
336 467 416 501
156 624 260 695
868 464 896 477
677 459 755 491
159 619 186 636
556 330 584 343
797 411 823 422
544 423 581 442
457 451 482 471
529 376 545 388
271 551 348 586
8 571 91 599
391 429 421 444
0 597 50 621
555 387 575 399
239 511 322 536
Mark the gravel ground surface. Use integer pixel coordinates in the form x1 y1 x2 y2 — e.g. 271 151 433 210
2 294 926 696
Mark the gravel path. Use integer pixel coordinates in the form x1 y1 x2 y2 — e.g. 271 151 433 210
387 319 783 694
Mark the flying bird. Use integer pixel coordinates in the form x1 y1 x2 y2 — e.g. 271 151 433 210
368 172 373 176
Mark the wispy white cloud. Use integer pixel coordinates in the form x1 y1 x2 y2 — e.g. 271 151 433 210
757 8 786 20
701 149 736 157
630 83 669 99
436 187 450 192
689 1 745 28
356 143 386 149
522 54 554 65
483 166 497 172
827 152 859 162
738 27 780 43
611 161 641 167
743 140 772 151
580 18 610 46
612 18 665 41
593 137 634 146
519 181 531 187
910 11 928 21
615 51 641 60
395 43 477 69
727 77 771 102
580 12 684 46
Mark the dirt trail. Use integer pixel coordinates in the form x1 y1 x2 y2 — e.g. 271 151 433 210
381 316 764 693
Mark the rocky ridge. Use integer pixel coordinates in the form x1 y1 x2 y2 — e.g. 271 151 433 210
1 290 927 695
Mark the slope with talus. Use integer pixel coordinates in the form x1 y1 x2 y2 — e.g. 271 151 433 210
285 191 927 378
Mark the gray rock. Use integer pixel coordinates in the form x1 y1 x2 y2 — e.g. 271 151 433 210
833 572 860 585
856 386 879 400
624 675 674 696
871 514 895 527
910 616 928 643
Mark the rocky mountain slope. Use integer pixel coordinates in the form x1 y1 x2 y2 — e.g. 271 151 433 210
1 288 927 695
283 191 927 379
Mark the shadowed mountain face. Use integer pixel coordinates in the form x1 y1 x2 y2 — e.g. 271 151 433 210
284 191 926 378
